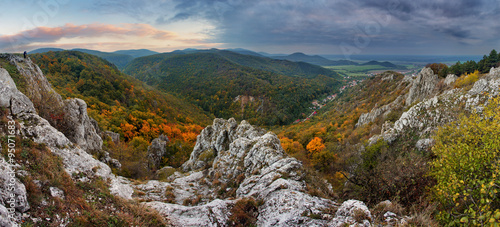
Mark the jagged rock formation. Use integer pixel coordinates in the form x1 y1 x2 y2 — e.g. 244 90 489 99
406 67 439 106
135 118 349 226
2 55 103 153
0 57 134 225
63 98 103 152
147 134 170 170
369 67 500 146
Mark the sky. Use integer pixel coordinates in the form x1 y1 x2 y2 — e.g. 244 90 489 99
0 0 499 56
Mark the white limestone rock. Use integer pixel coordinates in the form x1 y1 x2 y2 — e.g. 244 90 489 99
406 67 439 106
63 98 103 152
444 74 457 86
329 200 372 227
146 199 234 227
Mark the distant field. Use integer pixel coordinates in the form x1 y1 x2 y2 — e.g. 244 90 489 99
326 64 419 77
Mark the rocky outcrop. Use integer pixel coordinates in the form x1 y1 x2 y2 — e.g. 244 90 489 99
369 67 500 146
406 67 439 106
0 68 37 117
63 98 103 152
444 74 457 86
147 135 170 170
138 118 342 226
2 55 103 154
330 200 372 226
356 104 391 127
0 64 133 203
104 131 120 144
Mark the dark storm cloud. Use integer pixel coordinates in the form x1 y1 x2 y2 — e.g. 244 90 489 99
92 0 500 54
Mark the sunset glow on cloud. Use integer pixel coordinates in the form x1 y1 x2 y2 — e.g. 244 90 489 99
0 23 216 52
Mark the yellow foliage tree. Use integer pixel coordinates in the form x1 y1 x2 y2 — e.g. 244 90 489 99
454 70 480 88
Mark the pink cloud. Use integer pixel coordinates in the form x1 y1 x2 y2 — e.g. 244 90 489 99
0 23 177 52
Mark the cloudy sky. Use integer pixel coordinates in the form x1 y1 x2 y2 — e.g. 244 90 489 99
0 0 499 56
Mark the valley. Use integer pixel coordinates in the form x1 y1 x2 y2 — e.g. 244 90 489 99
1 47 499 226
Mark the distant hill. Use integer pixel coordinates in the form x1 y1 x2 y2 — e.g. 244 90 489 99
225 48 264 57
28 48 159 70
112 49 159 58
30 50 212 138
29 48 64 54
361 60 406 69
123 49 343 125
72 49 134 70
273 52 359 66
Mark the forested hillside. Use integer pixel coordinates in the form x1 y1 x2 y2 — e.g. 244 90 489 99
30 51 213 176
124 49 343 125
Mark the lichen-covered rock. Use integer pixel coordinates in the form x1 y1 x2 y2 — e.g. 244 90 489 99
147 134 170 170
406 67 439 106
100 151 122 170
330 200 372 227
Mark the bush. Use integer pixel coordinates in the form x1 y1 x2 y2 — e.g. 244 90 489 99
227 198 259 226
454 70 479 88
431 96 500 225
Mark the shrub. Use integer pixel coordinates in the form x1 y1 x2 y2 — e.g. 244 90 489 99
454 70 480 88
431 96 500 225
228 198 259 226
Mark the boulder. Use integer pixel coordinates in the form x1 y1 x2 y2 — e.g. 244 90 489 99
329 200 372 227
49 187 65 199
444 74 457 86
147 135 170 170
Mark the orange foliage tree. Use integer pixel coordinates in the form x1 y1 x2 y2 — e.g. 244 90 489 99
306 137 326 155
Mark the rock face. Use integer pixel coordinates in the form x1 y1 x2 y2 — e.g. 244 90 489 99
369 67 500 145
104 131 120 144
147 135 170 170
406 67 439 106
0 61 133 205
139 118 341 226
2 54 103 154
63 98 103 152
0 68 36 117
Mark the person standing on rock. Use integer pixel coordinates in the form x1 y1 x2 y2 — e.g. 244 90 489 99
23 51 27 59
